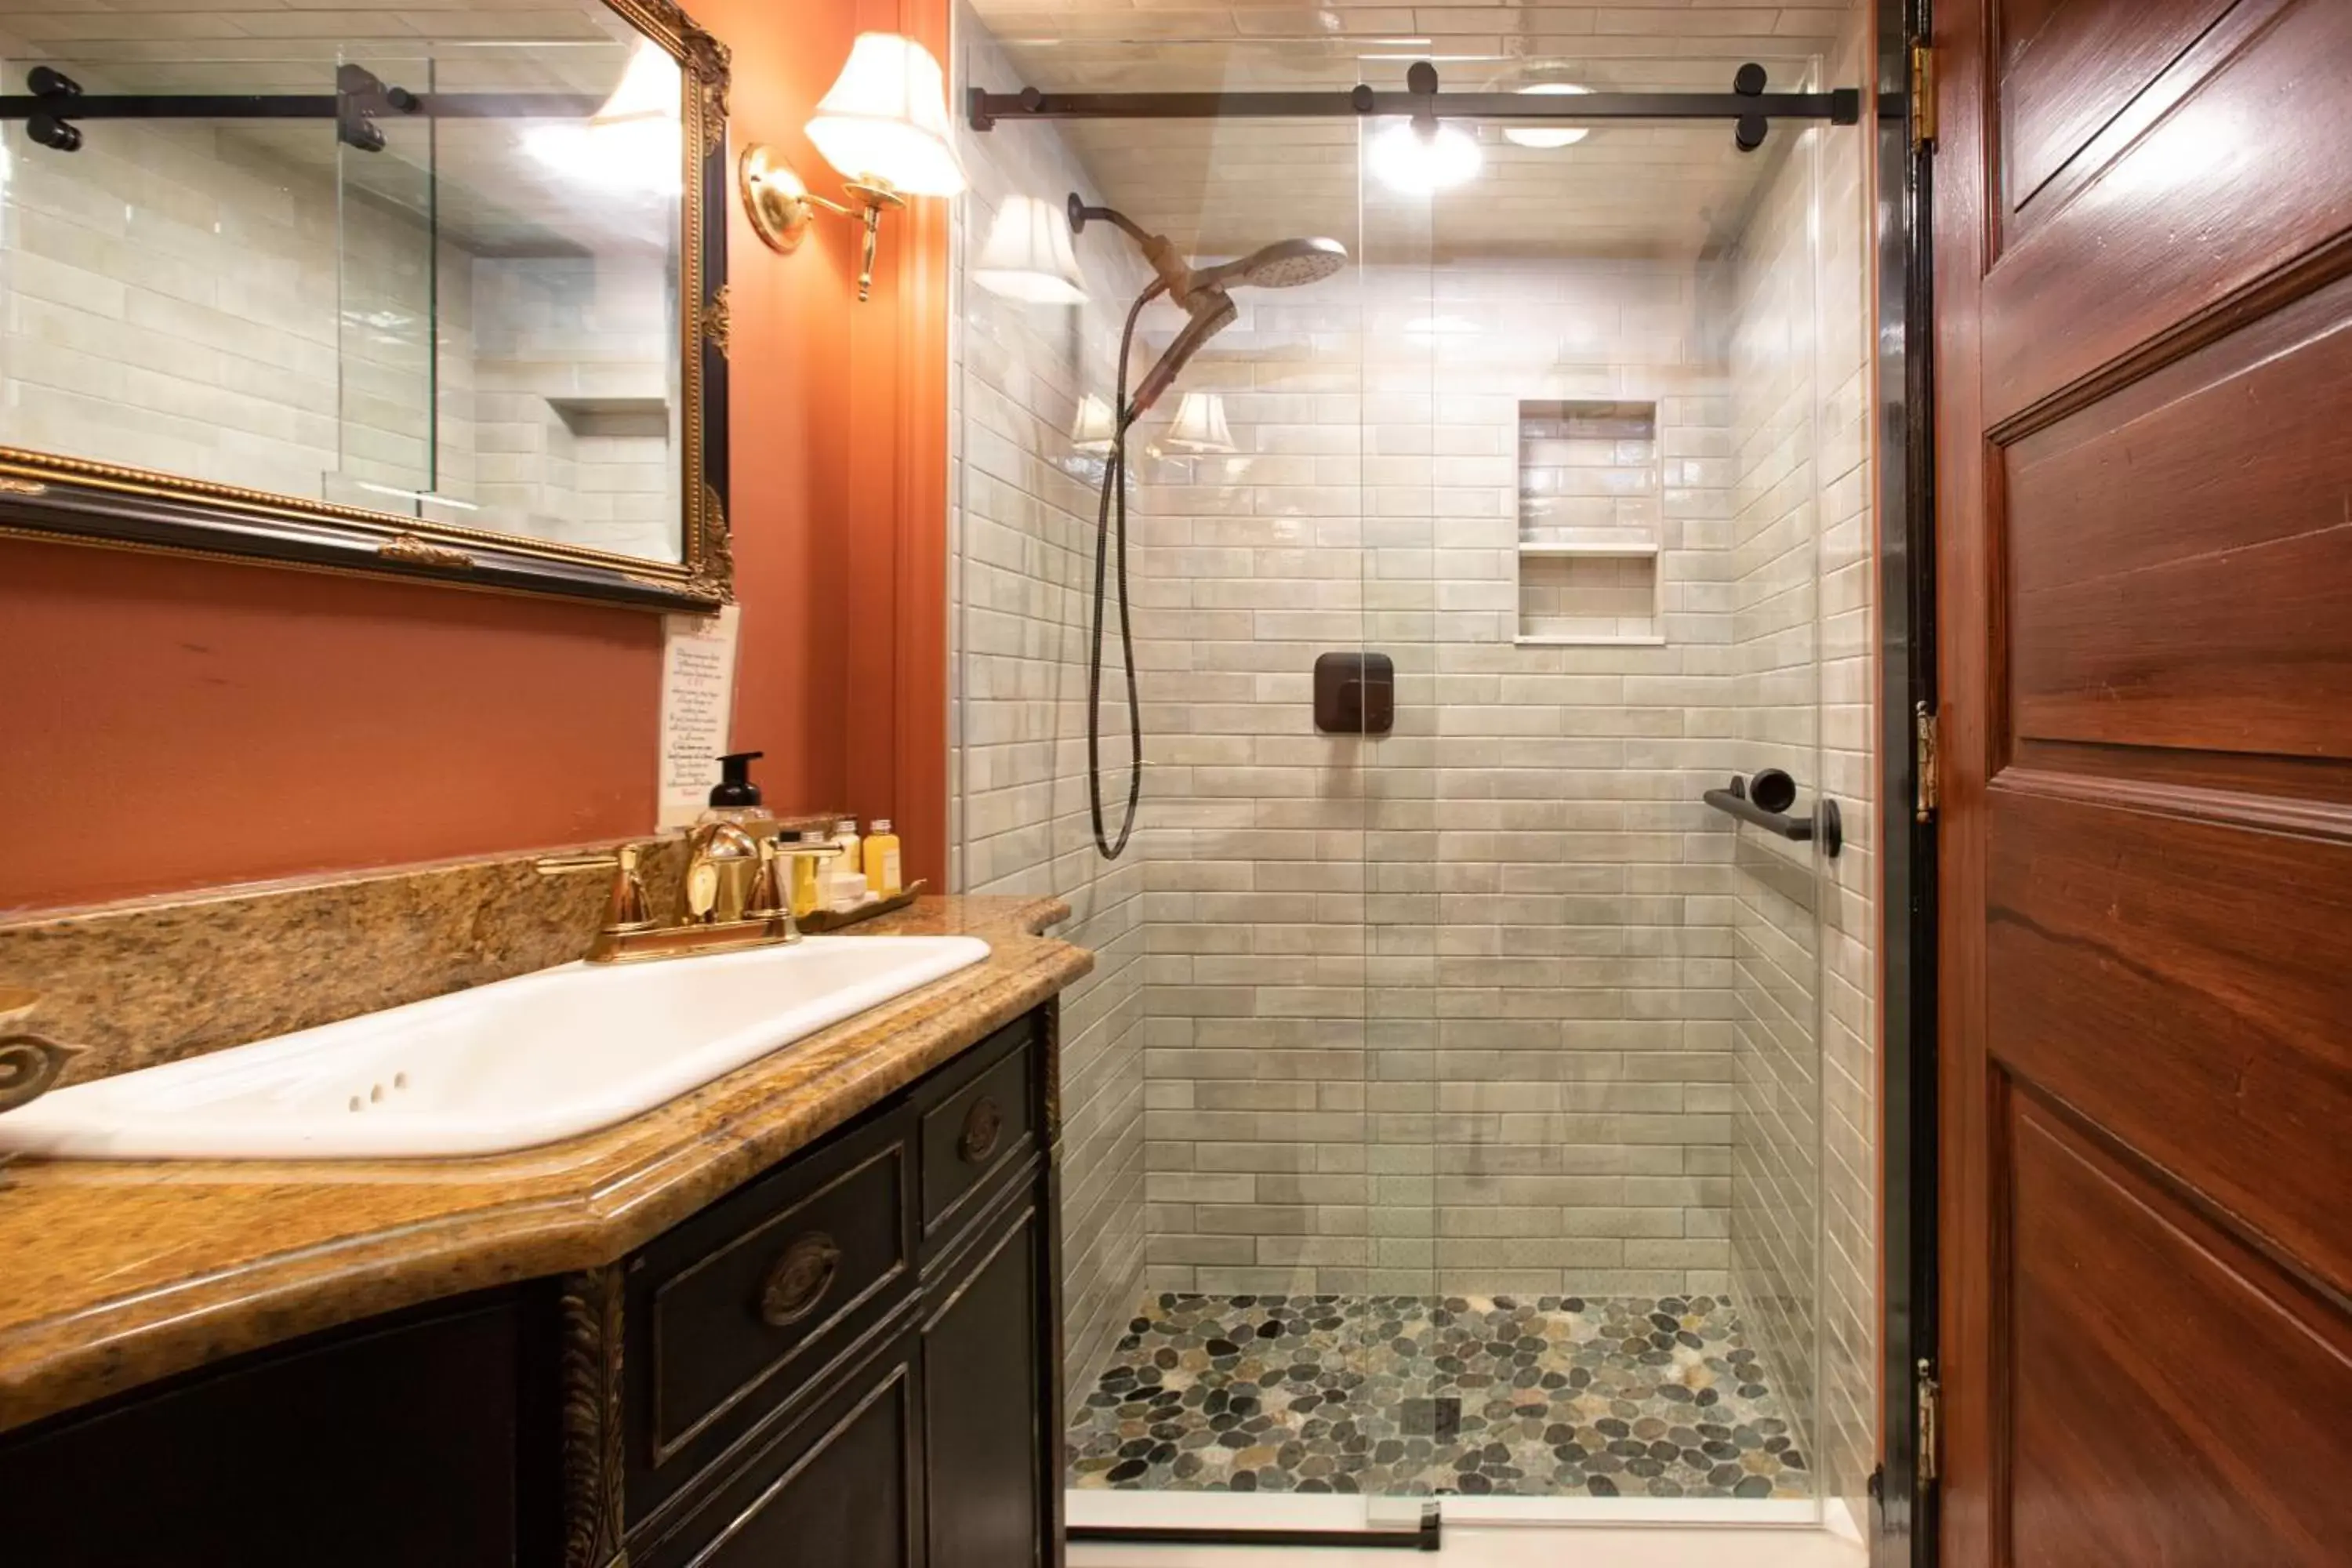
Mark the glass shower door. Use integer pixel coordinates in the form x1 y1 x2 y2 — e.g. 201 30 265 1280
1352 62 1834 1519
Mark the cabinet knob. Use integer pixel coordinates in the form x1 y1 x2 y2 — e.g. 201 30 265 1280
759 1232 842 1327
958 1095 1004 1165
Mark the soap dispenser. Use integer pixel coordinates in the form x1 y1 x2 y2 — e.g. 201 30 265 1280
687 751 774 923
699 751 771 829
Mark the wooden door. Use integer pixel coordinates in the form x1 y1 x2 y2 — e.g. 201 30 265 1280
1933 2 2352 1564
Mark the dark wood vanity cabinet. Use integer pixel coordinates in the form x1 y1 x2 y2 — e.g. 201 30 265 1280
0 1007 1061 1568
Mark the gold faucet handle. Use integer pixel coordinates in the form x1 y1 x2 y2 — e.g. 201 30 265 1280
742 837 787 920
535 844 656 933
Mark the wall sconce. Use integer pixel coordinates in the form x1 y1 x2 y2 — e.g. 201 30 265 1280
1163 392 1236 454
1069 393 1116 455
738 32 966 302
972 194 1088 303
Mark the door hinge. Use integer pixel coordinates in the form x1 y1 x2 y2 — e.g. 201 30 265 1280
1917 1358 1942 1486
1909 41 1939 152
1915 702 1940 822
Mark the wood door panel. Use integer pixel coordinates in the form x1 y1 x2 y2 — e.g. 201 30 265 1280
1982 0 2352 426
2005 271 2352 589
2007 1096 2352 1568
1987 786 2352 1293
1999 0 2234 216
2007 526 2352 759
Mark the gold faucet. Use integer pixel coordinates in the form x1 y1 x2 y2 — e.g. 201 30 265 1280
536 833 842 964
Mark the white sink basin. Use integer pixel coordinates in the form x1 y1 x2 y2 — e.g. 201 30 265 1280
0 935 989 1161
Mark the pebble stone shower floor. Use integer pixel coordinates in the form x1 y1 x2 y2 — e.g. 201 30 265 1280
1067 1294 1809 1501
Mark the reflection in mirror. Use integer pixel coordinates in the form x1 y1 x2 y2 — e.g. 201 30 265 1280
0 0 688 566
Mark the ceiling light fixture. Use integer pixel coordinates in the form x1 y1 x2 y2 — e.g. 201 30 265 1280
1368 118 1481 194
1503 82 1592 149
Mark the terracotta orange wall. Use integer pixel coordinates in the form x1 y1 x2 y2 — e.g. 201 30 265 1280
0 0 950 914
708 0 951 889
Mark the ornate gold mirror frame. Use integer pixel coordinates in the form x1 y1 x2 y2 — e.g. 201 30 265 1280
0 0 734 612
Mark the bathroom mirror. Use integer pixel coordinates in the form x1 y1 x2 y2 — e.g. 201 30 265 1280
0 0 732 609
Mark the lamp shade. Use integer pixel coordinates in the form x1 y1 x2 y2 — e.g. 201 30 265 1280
973 194 1088 303
1069 393 1116 453
592 38 680 130
1164 392 1236 454
806 33 967 197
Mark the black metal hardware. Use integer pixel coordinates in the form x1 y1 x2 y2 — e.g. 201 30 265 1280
1314 651 1394 735
0 91 597 121
970 60 1860 136
757 1232 843 1327
957 1095 1004 1165
24 64 80 151
1703 771 1844 856
1070 1502 1442 1552
3 64 601 155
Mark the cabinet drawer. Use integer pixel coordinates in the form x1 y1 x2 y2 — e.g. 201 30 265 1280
914 1021 1038 1255
627 1105 916 1519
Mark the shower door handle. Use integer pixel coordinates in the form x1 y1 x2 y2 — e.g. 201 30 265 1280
1314 652 1394 735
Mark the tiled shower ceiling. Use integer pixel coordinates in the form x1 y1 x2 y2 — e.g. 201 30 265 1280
966 2 1857 258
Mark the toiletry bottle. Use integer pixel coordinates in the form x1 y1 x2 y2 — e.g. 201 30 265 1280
786 830 827 918
832 818 864 895
863 818 903 897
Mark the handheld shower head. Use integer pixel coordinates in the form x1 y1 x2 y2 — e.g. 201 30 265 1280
1060 201 1356 861
1129 291 1239 418
1192 236 1350 293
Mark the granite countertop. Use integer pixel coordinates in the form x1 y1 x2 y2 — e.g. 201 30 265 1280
0 895 1090 1435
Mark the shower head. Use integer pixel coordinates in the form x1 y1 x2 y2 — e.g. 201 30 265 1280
1065 194 1352 418
1192 236 1350 293
1068 194 1349 305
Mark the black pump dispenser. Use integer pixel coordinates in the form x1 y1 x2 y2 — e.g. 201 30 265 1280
710 750 765 808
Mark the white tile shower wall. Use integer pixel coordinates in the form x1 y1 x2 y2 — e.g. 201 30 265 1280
1724 12 1877 1520
1128 257 1744 1303
950 9 1152 1406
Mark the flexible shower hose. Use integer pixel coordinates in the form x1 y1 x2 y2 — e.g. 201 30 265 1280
1087 282 1164 860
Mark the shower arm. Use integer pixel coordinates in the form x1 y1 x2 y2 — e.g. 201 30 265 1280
1068 196 1208 307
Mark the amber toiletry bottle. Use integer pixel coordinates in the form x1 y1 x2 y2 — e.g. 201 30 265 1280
862 819 903 897
786 831 826 919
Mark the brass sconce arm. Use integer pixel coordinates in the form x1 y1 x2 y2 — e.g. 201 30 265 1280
739 147 907 302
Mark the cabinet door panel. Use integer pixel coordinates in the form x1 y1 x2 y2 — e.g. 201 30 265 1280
924 1191 1047 1568
638 1326 921 1568
1 1297 522 1568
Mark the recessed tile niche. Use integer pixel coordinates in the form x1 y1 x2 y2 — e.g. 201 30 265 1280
1516 398 1664 644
